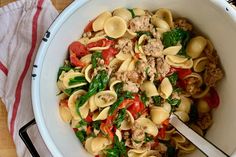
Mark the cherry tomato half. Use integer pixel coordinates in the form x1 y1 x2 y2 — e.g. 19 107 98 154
204 87 220 108
69 41 88 58
102 47 118 65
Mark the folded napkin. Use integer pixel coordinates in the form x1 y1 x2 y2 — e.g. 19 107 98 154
0 0 58 156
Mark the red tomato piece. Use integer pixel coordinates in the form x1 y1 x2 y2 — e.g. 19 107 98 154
70 52 86 67
204 87 220 108
173 68 192 79
102 47 118 65
127 95 145 119
85 115 93 123
73 128 78 132
84 20 94 33
158 127 166 139
69 41 89 58
118 99 134 109
59 99 68 107
87 39 115 49
100 121 114 141
86 126 92 135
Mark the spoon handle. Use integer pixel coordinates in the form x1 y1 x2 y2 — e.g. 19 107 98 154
169 114 229 157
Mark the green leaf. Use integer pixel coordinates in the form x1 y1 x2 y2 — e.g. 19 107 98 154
91 51 102 68
76 120 87 128
167 72 178 86
152 96 161 106
109 97 124 115
68 76 87 86
145 134 153 142
123 91 134 99
140 92 148 106
92 120 101 130
114 83 123 95
114 135 127 157
64 86 84 96
75 130 87 143
106 149 119 157
113 108 126 128
105 36 115 40
57 65 73 80
167 97 181 106
136 31 152 38
128 8 135 18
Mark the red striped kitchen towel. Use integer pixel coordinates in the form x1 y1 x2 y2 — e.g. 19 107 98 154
0 0 58 156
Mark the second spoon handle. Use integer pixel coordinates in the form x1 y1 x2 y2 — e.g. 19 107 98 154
169 114 229 157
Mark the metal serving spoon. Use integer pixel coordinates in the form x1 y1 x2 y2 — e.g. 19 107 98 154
169 114 229 157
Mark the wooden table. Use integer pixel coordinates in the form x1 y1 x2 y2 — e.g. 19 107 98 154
0 1 72 156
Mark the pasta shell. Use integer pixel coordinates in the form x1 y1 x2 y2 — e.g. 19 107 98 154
176 95 192 114
162 45 182 55
109 58 123 71
87 35 106 44
127 59 136 71
115 129 122 142
165 56 193 69
68 90 87 120
140 81 159 97
104 16 127 39
163 102 171 113
62 71 87 89
136 117 159 136
94 30 106 37
174 111 190 122
85 137 95 155
138 34 149 45
123 29 137 39
109 80 122 91
70 119 80 128
92 11 112 32
84 64 93 83
166 55 188 64
133 8 146 16
120 110 135 130
80 54 92 65
91 137 110 154
143 150 161 157
116 50 132 60
118 58 132 72
92 107 110 121
155 8 174 28
128 149 147 157
186 36 207 59
192 86 210 99
78 37 89 45
113 8 132 22
59 105 72 123
150 107 169 125
94 90 117 108
89 45 110 51
159 77 173 99
79 102 89 119
58 93 68 100
177 142 196 154
171 131 186 144
163 127 175 141
57 80 66 91
183 72 203 87
151 15 170 31
193 57 208 72
89 95 98 112
197 99 210 113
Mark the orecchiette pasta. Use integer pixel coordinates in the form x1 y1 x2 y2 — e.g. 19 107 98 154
58 7 224 157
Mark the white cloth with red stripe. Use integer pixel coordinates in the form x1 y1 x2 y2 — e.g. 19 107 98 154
0 0 58 156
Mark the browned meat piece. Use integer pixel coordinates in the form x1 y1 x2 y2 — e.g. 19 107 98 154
197 113 213 130
184 77 201 95
156 57 170 79
129 15 152 32
142 38 163 57
123 81 139 93
174 17 193 31
146 57 157 81
115 38 133 54
204 63 224 87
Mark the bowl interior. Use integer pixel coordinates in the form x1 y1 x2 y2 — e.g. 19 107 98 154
33 0 236 156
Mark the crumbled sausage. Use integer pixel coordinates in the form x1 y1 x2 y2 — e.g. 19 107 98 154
129 15 152 32
174 17 193 31
123 81 139 93
156 57 170 79
146 57 157 81
115 38 134 54
184 77 201 95
142 38 163 57
197 113 213 130
204 63 223 87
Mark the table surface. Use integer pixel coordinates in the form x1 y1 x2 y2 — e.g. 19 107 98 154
0 1 72 157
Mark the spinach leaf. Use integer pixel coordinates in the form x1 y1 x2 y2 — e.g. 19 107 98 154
76 120 88 128
145 134 153 142
114 83 123 95
75 130 87 143
68 76 87 86
173 87 182 93
140 92 148 106
123 91 134 99
92 120 101 130
113 108 126 128
128 9 135 18
109 97 124 115
106 149 119 157
167 97 181 106
152 96 161 106
76 70 109 112
136 31 152 38
91 51 102 68
106 135 127 157
64 86 84 96
167 72 178 86
162 28 190 56
57 64 73 80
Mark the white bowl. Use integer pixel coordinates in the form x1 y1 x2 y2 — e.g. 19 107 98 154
32 0 236 157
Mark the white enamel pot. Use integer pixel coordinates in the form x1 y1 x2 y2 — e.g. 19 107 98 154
30 0 236 157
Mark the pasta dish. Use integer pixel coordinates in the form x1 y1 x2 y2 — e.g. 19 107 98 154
57 8 224 157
